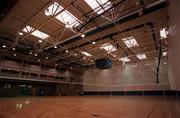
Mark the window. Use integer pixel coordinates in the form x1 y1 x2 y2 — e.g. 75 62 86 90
81 51 92 56
45 2 81 27
84 0 112 14
136 53 147 60
122 36 139 48
100 43 117 52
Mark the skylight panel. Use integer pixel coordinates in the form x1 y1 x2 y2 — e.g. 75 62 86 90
136 53 147 60
81 51 92 56
45 2 63 16
119 57 131 62
160 28 168 39
22 26 34 33
84 0 112 14
122 36 139 48
55 10 81 27
100 43 117 52
45 2 81 27
22 26 49 40
31 30 49 39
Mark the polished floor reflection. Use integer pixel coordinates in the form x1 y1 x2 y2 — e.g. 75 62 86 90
0 96 180 118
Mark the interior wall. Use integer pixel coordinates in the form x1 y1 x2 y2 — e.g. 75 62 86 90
0 60 67 77
83 59 170 92
168 0 180 90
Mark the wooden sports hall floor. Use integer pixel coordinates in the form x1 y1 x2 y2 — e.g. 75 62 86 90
0 96 180 118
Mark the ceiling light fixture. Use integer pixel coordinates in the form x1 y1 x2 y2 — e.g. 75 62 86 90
19 32 23 35
65 50 69 53
81 34 85 38
12 47 16 51
92 41 96 44
13 53 16 57
29 52 32 55
160 28 168 39
65 24 70 28
34 53 38 56
162 51 168 56
54 45 57 48
38 40 43 43
2 45 6 48
81 51 92 56
46 56 48 59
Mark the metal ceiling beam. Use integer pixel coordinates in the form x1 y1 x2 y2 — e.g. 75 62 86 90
66 22 157 51
45 0 166 53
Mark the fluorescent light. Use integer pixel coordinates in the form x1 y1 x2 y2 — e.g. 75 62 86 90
84 0 112 14
160 28 168 39
136 53 147 60
122 36 139 48
100 43 117 52
45 2 63 16
119 57 130 62
31 30 49 40
23 26 34 33
163 51 168 56
81 51 92 56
